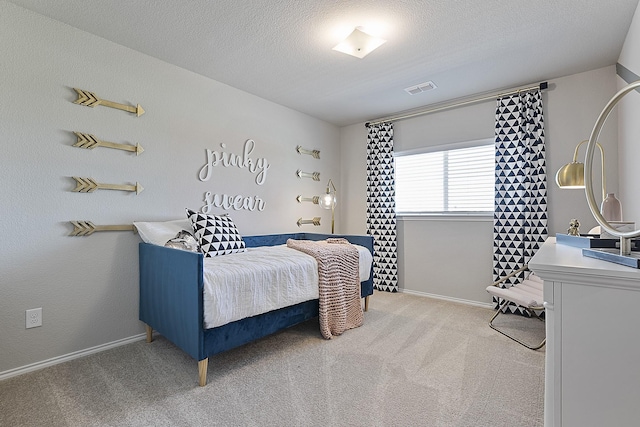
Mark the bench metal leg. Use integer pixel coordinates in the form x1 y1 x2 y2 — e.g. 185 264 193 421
489 300 546 350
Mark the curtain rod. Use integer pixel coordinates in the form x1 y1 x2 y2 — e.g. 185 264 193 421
365 81 548 127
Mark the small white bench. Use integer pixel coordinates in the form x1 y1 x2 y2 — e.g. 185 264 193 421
486 265 546 350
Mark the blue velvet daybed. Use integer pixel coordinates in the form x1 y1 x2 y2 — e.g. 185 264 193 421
139 232 374 386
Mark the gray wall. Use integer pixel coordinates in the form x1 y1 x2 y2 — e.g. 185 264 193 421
390 101 496 305
0 3 341 374
618 2 640 223
340 66 618 304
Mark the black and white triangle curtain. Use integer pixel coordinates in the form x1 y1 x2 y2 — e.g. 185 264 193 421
366 122 398 292
493 89 548 314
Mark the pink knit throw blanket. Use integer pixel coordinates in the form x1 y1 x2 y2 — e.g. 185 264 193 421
286 238 363 339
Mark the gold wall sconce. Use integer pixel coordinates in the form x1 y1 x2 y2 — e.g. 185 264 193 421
318 179 337 234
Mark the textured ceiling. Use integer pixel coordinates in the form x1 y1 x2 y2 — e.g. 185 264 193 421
8 0 640 126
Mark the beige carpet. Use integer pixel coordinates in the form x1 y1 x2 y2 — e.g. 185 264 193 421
0 291 544 427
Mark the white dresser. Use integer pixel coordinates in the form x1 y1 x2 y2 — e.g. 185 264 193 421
529 237 640 427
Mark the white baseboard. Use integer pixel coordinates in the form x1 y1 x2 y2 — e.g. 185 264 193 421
0 333 147 382
399 288 494 309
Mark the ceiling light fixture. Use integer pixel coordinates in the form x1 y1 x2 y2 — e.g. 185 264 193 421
332 27 386 59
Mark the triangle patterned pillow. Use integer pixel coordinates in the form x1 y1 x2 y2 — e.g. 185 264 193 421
186 209 246 257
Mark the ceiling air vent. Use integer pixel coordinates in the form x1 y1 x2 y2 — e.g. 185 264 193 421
404 81 437 95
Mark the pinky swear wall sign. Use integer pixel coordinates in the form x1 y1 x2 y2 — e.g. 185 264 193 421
198 139 270 213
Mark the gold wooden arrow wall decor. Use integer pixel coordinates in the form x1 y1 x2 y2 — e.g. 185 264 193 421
297 217 321 227
72 177 144 195
73 132 144 155
69 221 136 237
296 170 321 181
296 195 320 204
74 88 145 117
296 145 321 159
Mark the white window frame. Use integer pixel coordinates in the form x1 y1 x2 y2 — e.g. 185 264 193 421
394 138 494 219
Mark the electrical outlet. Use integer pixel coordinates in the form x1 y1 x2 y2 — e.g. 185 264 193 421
26 308 42 329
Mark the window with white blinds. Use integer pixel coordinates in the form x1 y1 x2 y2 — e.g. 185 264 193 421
395 140 494 214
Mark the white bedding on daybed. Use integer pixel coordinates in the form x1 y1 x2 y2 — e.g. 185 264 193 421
203 244 373 329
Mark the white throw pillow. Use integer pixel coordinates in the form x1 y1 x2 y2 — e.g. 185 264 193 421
133 219 194 246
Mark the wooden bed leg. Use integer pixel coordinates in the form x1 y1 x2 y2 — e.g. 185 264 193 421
145 324 153 343
364 295 370 312
198 358 209 387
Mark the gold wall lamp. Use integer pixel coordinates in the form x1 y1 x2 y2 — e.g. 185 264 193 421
555 139 621 221
73 88 145 117
556 139 606 200
318 179 337 234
